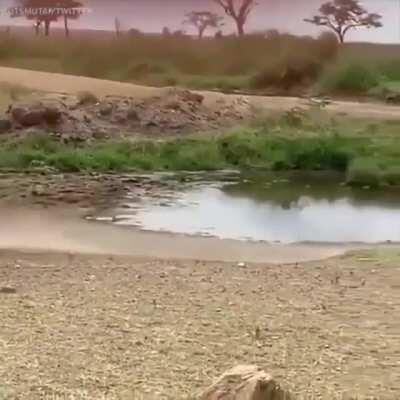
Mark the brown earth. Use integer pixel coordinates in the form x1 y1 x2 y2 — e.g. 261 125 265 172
2 66 400 123
3 89 253 139
0 249 399 400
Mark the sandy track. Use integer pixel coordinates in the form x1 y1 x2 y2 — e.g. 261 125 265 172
1 66 400 119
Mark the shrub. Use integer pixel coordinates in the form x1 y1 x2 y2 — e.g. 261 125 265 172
318 61 380 94
315 32 339 61
250 55 321 90
382 166 400 186
124 62 168 80
346 158 383 188
77 91 99 105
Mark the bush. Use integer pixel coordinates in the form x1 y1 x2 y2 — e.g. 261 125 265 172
315 32 339 61
123 62 169 80
77 91 99 105
250 55 322 90
382 166 400 186
346 158 383 187
318 61 380 94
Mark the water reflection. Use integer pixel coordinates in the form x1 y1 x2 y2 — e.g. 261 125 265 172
114 173 400 243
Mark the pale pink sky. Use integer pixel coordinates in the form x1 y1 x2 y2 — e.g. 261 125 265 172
0 0 398 43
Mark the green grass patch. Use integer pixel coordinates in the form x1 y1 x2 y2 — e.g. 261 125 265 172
2 116 400 190
346 158 383 188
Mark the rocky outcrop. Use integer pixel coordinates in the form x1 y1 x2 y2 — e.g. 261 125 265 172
3 88 252 140
199 365 291 400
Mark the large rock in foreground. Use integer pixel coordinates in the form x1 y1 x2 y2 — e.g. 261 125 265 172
11 100 62 127
200 365 291 400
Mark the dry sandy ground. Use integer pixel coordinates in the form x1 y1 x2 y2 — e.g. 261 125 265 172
0 249 399 400
2 66 400 120
0 206 357 264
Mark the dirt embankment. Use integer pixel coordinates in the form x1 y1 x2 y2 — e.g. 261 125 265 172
2 66 400 131
1 87 252 140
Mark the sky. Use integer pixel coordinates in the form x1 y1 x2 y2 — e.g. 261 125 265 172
0 0 399 43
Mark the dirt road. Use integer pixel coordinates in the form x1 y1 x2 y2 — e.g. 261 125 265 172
1 66 400 119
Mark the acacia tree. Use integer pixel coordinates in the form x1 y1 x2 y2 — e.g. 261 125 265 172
115 17 122 37
184 11 224 39
304 0 382 43
213 0 257 36
162 26 171 36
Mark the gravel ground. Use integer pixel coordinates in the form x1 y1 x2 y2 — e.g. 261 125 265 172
0 250 399 400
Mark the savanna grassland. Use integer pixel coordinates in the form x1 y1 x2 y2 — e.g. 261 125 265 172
1 29 400 97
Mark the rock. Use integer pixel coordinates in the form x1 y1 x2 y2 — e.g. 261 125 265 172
31 184 46 196
92 129 108 139
165 100 182 110
0 287 17 294
11 102 62 127
386 92 400 105
113 112 128 124
199 365 290 400
169 88 204 104
0 118 11 133
127 108 140 121
99 103 113 116
11 104 43 126
42 104 62 125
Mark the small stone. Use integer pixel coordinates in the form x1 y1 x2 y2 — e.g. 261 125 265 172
0 118 11 133
99 103 113 116
0 287 17 294
127 108 140 121
386 92 400 104
31 184 46 196
254 326 261 340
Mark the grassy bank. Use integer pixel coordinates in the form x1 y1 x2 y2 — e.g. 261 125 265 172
2 116 400 188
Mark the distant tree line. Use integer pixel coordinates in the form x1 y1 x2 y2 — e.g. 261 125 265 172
7 0 383 42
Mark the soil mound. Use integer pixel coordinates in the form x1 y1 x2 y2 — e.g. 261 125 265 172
2 88 252 140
